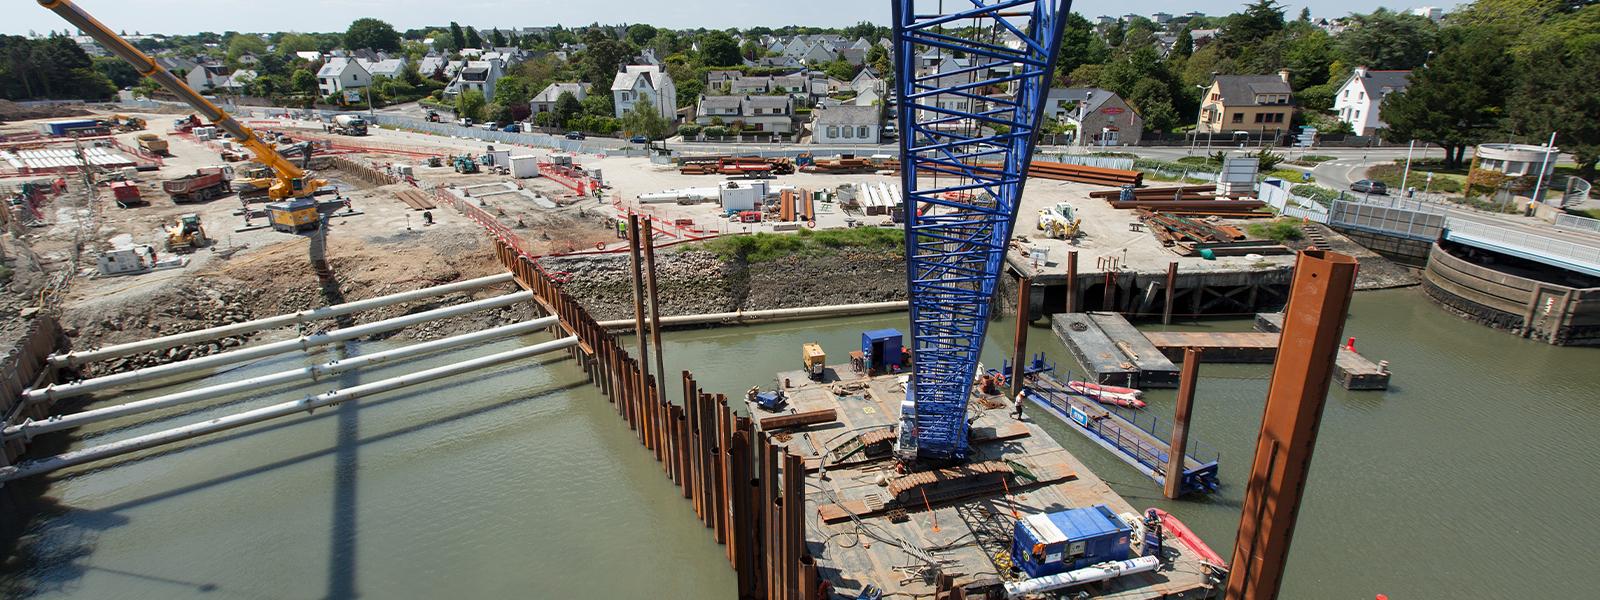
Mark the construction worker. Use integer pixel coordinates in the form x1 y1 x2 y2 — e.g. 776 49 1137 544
1013 392 1026 420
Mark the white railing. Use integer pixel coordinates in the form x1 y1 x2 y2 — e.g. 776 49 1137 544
1554 213 1600 235
1444 219 1600 274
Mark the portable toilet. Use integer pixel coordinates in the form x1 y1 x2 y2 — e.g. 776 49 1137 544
861 329 904 374
1010 504 1133 578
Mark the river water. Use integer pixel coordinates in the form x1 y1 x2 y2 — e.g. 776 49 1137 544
4 287 1595 598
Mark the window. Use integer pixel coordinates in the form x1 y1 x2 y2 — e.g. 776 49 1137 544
827 126 839 137
1232 113 1244 124
1275 112 1286 123
842 126 853 138
858 126 869 138
1255 113 1266 123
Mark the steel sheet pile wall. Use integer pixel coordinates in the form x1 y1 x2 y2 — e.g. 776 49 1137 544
435 186 818 599
0 316 64 466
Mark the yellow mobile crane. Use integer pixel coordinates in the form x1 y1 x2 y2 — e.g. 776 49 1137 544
38 0 327 202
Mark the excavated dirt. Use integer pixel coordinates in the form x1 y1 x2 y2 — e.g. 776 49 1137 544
540 249 907 321
0 99 92 123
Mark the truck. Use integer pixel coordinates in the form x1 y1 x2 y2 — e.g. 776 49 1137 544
162 167 233 203
331 114 368 136
173 114 200 133
37 119 107 137
164 214 208 252
136 133 169 156
108 180 143 208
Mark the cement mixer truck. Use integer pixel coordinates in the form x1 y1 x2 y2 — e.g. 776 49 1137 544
331 114 368 136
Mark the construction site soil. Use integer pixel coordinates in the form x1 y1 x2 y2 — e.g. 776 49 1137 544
540 249 908 321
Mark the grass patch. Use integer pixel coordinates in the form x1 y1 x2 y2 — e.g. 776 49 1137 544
1089 151 1137 158
1266 169 1306 181
1291 184 1342 206
696 227 904 262
1366 163 1464 194
1247 219 1305 242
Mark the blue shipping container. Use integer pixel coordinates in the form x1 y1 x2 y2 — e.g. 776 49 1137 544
40 119 100 136
1010 504 1132 577
860 329 903 373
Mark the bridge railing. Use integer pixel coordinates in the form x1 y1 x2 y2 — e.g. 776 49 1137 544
1554 213 1600 235
1329 199 1446 240
1444 219 1600 274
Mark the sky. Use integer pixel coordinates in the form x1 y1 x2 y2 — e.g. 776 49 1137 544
10 0 1423 36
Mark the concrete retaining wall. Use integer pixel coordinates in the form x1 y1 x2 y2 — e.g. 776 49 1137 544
1422 241 1600 345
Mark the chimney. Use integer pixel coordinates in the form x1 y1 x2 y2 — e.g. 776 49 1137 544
1278 69 1291 84
1353 65 1369 79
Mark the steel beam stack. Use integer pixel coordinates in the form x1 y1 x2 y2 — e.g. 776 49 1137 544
892 0 1071 460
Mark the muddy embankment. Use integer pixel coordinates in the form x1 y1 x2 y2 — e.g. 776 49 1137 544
540 249 908 322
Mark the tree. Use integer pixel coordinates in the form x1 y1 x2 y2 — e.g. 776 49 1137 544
226 34 267 65
581 38 632 87
1299 7 1312 22
620 99 670 139
448 22 466 51
456 89 486 121
1217 0 1285 56
740 40 763 61
290 68 317 95
1382 28 1513 168
489 28 506 48
1338 9 1438 70
492 74 536 107
699 31 741 67
1509 34 1600 174
1173 28 1194 59
93 56 140 88
345 18 401 52
822 59 856 82
554 90 583 126
626 24 659 47
1055 13 1111 77
465 26 483 49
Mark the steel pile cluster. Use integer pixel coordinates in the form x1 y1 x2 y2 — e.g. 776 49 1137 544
440 185 819 600
1139 210 1293 257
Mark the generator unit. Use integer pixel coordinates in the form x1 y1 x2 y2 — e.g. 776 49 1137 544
860 329 904 375
802 342 827 381
1011 504 1133 578
266 197 320 233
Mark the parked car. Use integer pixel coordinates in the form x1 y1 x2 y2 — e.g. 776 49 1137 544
1350 179 1388 195
502 123 521 133
457 117 474 127
481 122 502 131
565 131 586 140
629 135 648 143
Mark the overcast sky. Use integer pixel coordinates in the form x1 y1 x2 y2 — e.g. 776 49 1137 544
10 0 1429 36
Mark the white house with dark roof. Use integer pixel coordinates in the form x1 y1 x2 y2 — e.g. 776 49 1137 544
694 94 795 134
1043 87 1144 146
359 58 408 80
1334 66 1411 136
530 82 587 115
810 104 880 144
612 65 677 120
446 59 506 101
186 62 230 92
317 57 371 96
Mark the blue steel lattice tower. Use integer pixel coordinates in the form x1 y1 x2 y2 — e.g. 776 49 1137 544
892 0 1070 460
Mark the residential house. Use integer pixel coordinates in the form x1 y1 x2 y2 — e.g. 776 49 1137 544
418 54 461 80
317 57 372 96
810 105 880 144
294 51 322 63
1196 71 1294 135
235 53 260 67
1042 87 1144 146
694 95 795 134
1333 66 1410 136
1189 29 1220 48
186 62 230 92
155 56 199 78
530 82 587 115
611 65 677 121
729 76 774 95
849 38 873 51
217 69 257 94
799 43 836 66
850 69 884 95
447 59 506 101
706 70 743 91
772 74 808 97
839 48 867 66
359 58 408 80
71 36 107 57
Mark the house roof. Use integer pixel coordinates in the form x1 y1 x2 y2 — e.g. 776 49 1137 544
362 59 407 77
772 75 806 89
1047 87 1119 113
1351 69 1411 96
745 95 791 110
707 70 742 83
317 58 363 78
1212 75 1292 106
532 82 587 103
612 65 666 92
813 104 878 126
698 95 743 111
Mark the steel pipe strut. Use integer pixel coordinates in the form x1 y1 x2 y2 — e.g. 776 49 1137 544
0 336 579 483
49 273 516 367
24 291 533 403
5 317 558 442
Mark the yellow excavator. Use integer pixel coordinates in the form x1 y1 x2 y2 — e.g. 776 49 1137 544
38 0 327 202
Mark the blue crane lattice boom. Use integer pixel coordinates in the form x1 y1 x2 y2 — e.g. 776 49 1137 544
893 0 1070 460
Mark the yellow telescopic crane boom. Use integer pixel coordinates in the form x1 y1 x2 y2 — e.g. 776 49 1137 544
38 0 326 201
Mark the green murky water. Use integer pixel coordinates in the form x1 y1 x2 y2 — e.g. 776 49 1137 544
5 287 1595 598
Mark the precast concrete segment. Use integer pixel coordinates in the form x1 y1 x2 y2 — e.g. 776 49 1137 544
5 317 558 441
25 291 533 403
49 273 516 367
0 336 579 483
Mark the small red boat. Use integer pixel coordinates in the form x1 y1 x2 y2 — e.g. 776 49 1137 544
1067 380 1146 408
1152 508 1227 567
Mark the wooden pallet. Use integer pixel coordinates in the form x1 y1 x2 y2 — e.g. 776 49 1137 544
393 189 436 210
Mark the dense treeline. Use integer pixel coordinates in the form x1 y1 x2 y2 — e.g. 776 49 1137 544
0 35 116 101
